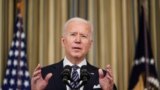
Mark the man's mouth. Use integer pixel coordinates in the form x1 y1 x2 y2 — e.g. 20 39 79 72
72 47 81 50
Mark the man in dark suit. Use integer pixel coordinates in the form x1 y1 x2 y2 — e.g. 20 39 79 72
31 17 116 90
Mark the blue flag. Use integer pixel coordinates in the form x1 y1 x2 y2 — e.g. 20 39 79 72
2 0 31 90
128 4 159 90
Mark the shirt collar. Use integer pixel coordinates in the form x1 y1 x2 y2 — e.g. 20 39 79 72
63 56 87 68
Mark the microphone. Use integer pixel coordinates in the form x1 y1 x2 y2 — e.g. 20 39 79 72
61 65 72 84
80 65 90 85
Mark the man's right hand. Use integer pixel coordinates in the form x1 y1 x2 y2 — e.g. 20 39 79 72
31 64 53 90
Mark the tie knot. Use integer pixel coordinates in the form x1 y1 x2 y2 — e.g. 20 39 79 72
72 65 79 70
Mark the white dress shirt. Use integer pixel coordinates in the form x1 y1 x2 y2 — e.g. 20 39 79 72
63 56 87 90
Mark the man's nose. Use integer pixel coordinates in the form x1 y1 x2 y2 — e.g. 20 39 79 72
75 35 81 43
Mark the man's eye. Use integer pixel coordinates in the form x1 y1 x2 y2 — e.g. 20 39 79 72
70 33 76 36
81 35 87 38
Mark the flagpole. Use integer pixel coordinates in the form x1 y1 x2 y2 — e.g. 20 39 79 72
16 0 23 89
142 0 150 89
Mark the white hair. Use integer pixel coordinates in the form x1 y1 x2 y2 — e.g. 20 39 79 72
62 17 93 40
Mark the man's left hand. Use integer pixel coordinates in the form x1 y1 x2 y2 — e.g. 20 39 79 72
98 65 114 90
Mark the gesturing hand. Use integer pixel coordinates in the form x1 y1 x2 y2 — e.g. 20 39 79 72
31 64 52 90
99 65 114 90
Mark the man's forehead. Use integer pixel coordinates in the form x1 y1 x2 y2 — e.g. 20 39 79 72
66 29 91 34
66 24 91 31
66 31 90 34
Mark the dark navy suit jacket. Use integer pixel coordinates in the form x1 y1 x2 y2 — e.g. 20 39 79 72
42 60 117 90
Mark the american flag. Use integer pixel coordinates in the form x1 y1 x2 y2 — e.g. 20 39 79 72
1 0 31 90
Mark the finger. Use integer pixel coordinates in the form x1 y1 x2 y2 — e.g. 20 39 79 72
45 73 53 82
106 64 111 70
98 69 104 78
32 64 42 77
105 65 114 82
106 75 114 89
106 69 113 77
34 64 41 71
106 65 113 77
32 75 41 83
32 69 41 77
106 75 113 82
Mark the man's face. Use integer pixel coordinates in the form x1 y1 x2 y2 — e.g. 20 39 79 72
61 21 93 60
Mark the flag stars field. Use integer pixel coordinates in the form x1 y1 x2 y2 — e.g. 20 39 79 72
7 60 12 66
10 79 15 86
13 60 18 66
11 69 16 76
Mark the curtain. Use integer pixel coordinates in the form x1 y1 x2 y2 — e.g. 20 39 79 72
0 0 159 90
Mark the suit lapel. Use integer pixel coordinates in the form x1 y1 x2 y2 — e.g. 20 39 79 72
55 60 67 90
83 63 99 90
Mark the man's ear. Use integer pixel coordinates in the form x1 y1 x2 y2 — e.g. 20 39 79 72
90 39 93 47
61 37 65 47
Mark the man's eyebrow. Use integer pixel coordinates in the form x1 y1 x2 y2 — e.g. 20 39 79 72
67 31 77 33
69 31 76 33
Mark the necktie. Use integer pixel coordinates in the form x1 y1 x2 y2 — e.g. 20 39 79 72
70 65 80 89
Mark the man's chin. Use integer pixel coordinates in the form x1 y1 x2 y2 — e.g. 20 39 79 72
72 54 82 59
